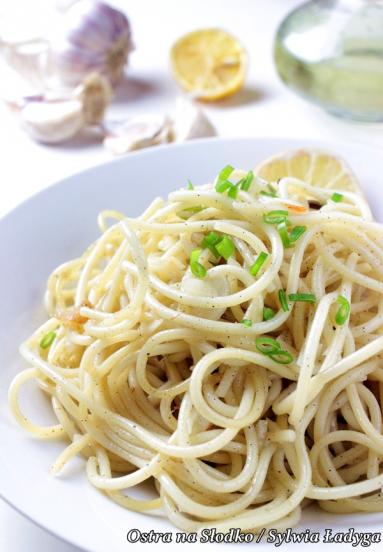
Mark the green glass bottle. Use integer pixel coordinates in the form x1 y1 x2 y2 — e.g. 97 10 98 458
274 0 383 121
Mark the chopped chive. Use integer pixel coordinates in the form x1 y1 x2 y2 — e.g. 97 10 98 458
288 293 317 303
263 210 289 224
201 231 221 258
331 192 343 203
187 180 194 190
289 225 306 244
268 350 294 364
215 236 235 260
250 251 268 277
215 179 231 193
335 295 350 325
267 183 277 195
239 170 254 191
255 335 294 364
255 336 281 355
260 183 278 198
215 165 234 193
241 319 253 328
202 231 220 246
40 331 56 349
277 221 291 248
263 307 275 321
218 165 234 180
190 248 206 278
279 289 289 312
228 183 240 199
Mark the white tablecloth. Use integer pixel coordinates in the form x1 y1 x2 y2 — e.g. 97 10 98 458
0 0 381 550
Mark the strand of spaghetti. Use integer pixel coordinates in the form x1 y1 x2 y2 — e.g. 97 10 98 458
51 434 92 474
20 344 250 458
146 292 293 339
274 336 383 415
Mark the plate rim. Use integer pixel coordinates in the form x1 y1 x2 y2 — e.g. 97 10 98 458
1 135 382 228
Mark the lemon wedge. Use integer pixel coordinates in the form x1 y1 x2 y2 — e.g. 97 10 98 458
255 149 361 194
170 28 247 101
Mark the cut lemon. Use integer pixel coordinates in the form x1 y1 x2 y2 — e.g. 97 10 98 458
255 149 361 194
170 28 247 101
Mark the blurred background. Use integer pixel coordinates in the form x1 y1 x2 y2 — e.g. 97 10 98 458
0 0 382 550
0 0 382 219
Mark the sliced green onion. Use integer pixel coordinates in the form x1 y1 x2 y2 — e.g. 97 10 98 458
190 249 206 278
289 225 306 244
263 307 275 321
218 164 234 180
267 183 277 195
228 183 240 199
215 236 235 260
215 165 234 193
331 192 343 203
277 221 291 248
255 335 293 364
201 231 221 258
260 183 278 198
202 231 220 246
288 293 317 304
40 331 56 349
250 251 268 277
335 295 350 325
279 289 289 312
187 180 194 190
268 350 294 364
241 319 253 328
215 179 231 193
263 210 289 224
239 170 254 191
255 336 281 355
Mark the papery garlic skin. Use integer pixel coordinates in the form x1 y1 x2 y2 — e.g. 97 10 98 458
103 115 170 155
20 99 84 143
170 97 215 142
51 0 133 88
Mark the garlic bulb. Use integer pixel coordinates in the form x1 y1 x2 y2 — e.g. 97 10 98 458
103 115 171 155
51 0 133 88
170 97 216 142
20 99 84 143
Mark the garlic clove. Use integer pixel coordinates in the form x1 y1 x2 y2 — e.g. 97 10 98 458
73 72 112 125
170 97 216 142
20 98 84 143
180 269 230 321
103 114 170 155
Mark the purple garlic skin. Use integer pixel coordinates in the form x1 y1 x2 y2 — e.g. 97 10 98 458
51 1 134 88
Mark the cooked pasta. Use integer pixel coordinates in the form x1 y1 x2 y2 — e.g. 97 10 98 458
9 155 383 533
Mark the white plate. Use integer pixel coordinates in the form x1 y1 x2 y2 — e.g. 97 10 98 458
1 138 382 552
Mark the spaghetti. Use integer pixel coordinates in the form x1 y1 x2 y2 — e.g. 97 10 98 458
8 157 383 532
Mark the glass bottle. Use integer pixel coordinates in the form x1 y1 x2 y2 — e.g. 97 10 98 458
274 0 383 121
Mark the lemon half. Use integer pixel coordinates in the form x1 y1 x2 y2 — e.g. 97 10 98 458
255 149 361 194
170 28 247 101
